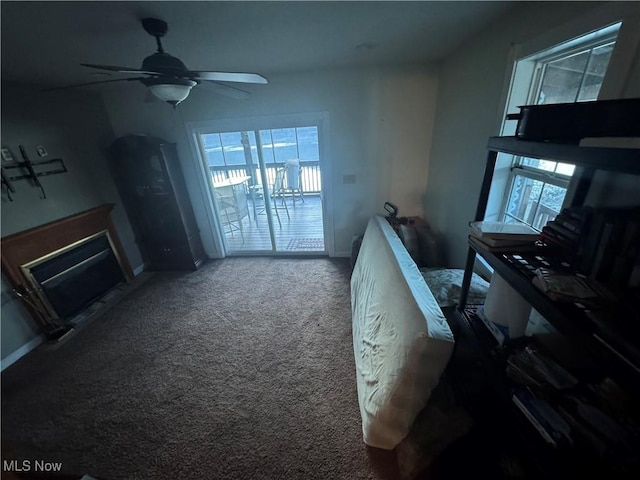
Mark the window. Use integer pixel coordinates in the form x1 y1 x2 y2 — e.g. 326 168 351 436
534 39 617 104
202 128 319 168
202 131 257 167
201 127 320 189
500 24 621 229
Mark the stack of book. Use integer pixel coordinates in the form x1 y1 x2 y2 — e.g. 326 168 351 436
556 393 638 462
513 385 640 460
506 344 640 461
540 206 592 257
512 386 573 448
579 207 640 289
507 346 578 392
469 220 540 252
528 206 640 289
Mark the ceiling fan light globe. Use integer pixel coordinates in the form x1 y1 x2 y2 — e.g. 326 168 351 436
145 79 196 106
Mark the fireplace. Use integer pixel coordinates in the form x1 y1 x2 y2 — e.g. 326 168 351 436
1 204 133 336
23 231 126 320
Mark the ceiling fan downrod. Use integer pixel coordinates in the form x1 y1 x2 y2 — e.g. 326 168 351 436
141 18 168 54
155 36 165 54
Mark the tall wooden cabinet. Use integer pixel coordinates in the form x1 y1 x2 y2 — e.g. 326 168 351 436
109 135 206 271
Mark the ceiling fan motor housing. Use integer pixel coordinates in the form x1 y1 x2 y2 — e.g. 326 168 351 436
141 53 190 78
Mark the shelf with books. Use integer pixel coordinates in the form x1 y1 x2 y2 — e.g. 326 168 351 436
453 125 640 478
465 240 640 396
449 307 640 478
458 134 640 400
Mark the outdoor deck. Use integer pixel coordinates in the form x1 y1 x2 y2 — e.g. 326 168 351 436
221 194 325 253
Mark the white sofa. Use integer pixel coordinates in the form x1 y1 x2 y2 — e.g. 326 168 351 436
351 216 455 449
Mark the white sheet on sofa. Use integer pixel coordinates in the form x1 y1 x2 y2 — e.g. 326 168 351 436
351 216 455 449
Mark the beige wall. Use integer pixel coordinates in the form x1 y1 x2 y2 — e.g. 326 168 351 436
101 65 439 256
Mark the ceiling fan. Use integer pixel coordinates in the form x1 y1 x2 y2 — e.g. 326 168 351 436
53 17 268 106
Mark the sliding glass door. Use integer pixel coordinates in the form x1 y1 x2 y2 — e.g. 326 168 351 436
197 126 325 254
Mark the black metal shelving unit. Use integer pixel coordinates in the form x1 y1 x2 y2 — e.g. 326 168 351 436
458 136 640 394
450 135 640 478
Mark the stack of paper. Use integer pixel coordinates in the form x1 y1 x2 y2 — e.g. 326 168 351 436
469 220 540 250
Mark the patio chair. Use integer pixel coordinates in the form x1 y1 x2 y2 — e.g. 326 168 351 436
270 167 290 226
253 168 290 227
284 159 304 206
247 182 263 225
216 189 245 242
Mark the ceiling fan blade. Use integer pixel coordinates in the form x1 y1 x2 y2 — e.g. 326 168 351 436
82 63 162 75
190 71 268 84
198 80 252 100
43 77 145 92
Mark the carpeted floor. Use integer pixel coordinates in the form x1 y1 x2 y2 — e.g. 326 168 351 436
1 258 400 480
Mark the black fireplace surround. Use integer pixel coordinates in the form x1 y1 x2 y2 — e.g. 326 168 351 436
29 233 125 320
1 204 133 337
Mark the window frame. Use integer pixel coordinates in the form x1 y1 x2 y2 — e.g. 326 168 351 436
185 111 334 258
498 27 621 229
530 37 618 105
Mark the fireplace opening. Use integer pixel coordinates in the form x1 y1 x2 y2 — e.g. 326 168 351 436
25 232 126 321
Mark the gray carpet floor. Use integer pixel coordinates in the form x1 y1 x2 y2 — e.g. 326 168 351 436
2 258 400 479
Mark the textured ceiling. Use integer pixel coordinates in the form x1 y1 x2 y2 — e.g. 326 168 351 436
1 1 516 89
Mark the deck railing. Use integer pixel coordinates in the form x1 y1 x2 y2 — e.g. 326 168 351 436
530 202 559 230
507 199 559 231
210 161 321 193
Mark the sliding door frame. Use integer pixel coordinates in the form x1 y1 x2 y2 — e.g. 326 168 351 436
184 112 334 257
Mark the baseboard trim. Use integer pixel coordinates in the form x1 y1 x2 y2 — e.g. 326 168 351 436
1 334 46 372
331 251 351 258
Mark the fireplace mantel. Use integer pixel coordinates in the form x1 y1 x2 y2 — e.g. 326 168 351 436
1 204 133 327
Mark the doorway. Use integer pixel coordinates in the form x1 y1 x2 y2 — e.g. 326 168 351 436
194 124 327 255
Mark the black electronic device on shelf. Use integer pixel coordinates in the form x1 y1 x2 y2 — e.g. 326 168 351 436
506 98 640 141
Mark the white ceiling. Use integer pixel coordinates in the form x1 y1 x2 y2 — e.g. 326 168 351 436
1 1 516 89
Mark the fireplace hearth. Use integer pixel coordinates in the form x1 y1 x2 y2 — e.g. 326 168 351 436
1 204 133 337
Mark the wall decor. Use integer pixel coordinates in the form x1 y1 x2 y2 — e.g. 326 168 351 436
1 145 68 200
1 166 16 201
1 147 15 163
